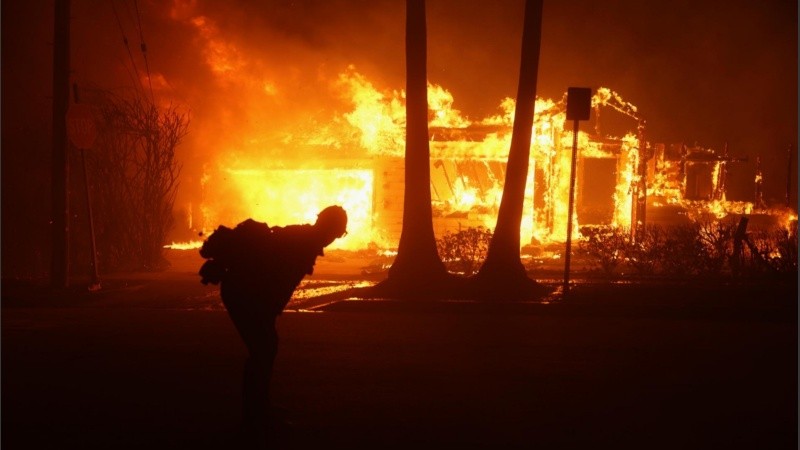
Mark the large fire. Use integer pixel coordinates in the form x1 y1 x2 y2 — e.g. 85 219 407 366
168 68 793 253
164 7 794 253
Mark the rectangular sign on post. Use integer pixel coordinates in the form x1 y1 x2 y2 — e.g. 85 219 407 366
566 87 592 121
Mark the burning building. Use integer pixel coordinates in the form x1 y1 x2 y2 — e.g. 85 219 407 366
174 71 793 253
142 2 797 258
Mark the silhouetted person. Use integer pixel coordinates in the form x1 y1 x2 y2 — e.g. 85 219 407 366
199 205 348 447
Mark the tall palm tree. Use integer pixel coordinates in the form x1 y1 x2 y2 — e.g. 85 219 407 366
369 0 453 298
472 0 545 299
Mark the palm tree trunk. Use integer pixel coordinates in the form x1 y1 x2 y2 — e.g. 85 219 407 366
473 0 545 298
370 0 451 298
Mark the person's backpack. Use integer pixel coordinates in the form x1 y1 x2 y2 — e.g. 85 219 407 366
198 219 273 285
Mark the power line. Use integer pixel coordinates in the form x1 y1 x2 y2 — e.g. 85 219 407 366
111 0 144 94
133 0 155 104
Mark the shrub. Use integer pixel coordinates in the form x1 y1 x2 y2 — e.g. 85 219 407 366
436 226 492 276
658 224 707 277
575 218 796 280
695 219 737 276
625 225 665 276
577 225 628 276
745 225 798 275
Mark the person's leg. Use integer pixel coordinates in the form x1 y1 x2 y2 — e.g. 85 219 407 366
222 294 270 435
247 317 278 418
239 314 278 447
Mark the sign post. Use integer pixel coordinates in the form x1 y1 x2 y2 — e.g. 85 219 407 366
563 87 592 296
67 99 101 291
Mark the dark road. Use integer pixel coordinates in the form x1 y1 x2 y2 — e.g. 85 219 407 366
3 275 796 449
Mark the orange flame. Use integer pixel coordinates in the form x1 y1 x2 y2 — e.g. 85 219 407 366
163 16 782 253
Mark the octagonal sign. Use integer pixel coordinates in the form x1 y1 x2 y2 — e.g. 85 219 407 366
66 103 97 150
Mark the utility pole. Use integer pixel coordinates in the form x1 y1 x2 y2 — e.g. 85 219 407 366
70 84 101 291
51 0 71 288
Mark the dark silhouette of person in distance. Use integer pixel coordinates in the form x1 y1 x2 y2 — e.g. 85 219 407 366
199 205 348 447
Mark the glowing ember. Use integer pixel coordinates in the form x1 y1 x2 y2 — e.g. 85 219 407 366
164 240 203 250
291 280 375 300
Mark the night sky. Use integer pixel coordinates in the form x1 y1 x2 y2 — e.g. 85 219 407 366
2 0 797 275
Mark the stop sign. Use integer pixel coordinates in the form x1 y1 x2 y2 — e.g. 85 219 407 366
66 103 98 149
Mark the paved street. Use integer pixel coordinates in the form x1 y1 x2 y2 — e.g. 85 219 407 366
2 273 796 449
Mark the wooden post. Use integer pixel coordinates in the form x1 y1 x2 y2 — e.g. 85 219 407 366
51 0 70 288
563 118 580 294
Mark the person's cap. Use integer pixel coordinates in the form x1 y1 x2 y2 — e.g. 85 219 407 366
315 205 348 238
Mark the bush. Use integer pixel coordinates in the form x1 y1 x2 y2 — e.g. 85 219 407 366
577 225 628 276
744 225 798 275
695 219 737 276
625 225 665 276
574 218 795 280
772 225 799 273
436 226 493 276
658 224 705 277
